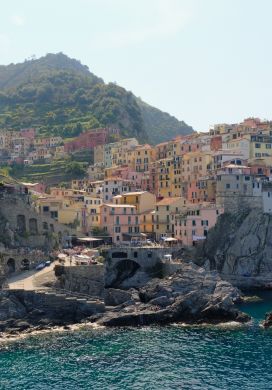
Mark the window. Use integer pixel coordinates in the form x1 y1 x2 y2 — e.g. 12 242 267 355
166 205 170 211
226 184 230 189
266 144 271 149
255 143 261 148
115 226 121 233
192 220 196 226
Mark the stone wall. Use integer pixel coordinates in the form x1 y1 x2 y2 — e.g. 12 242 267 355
0 193 77 250
10 289 105 318
55 264 105 298
0 248 47 276
102 246 178 289
216 194 262 214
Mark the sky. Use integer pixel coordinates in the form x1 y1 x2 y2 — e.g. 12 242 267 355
0 0 272 131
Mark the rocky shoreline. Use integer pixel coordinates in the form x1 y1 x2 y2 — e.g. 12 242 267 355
0 262 252 338
94 263 250 327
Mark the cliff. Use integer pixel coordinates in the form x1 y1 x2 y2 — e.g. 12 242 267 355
196 209 272 288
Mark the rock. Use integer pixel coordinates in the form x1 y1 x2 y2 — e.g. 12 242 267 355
0 294 27 321
148 296 174 308
38 318 52 326
197 210 272 288
242 295 263 303
262 312 272 328
97 262 250 327
63 325 71 330
13 320 31 331
104 288 139 306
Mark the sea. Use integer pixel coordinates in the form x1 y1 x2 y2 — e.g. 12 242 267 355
1 291 272 390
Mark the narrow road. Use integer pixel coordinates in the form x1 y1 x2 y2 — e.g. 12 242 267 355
7 262 56 290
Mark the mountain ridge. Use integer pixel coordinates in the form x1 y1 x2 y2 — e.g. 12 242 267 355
0 53 194 144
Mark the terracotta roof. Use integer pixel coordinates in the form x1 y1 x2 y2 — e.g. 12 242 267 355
156 197 184 206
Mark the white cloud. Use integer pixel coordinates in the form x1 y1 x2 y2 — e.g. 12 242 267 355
10 14 25 27
91 0 193 49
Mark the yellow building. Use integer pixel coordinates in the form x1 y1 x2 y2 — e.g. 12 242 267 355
141 210 154 235
36 196 63 220
134 144 155 172
156 158 172 198
153 197 187 240
94 144 105 164
170 156 183 197
113 191 156 213
249 134 272 159
181 152 213 182
113 191 156 237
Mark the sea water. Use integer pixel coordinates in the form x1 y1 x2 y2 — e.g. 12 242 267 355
1 292 272 390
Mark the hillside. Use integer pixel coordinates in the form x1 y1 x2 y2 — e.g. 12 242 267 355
0 53 193 144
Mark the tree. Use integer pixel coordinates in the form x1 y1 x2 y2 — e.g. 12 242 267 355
65 162 85 177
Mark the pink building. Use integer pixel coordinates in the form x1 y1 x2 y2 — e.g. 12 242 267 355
249 163 272 177
107 166 143 189
23 182 46 194
20 128 36 140
64 128 108 153
100 204 139 243
174 204 224 246
186 181 200 203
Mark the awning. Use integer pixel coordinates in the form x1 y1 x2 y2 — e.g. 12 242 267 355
164 237 178 242
77 237 104 242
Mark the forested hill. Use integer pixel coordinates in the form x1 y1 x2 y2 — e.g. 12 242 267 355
0 53 193 143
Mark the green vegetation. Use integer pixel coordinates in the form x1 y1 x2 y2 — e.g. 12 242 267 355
91 226 109 237
8 158 88 186
0 53 193 144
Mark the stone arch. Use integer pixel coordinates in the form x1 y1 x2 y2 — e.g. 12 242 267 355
29 218 38 235
108 259 140 288
7 258 15 274
21 258 30 270
17 214 26 233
